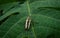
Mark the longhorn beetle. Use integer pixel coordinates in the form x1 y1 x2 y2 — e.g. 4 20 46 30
25 16 31 30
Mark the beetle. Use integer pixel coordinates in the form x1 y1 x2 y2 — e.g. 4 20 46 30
25 16 31 30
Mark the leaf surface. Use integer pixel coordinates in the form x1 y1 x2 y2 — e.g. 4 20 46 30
0 0 60 38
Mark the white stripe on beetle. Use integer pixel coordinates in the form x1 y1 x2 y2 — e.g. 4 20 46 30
25 16 31 30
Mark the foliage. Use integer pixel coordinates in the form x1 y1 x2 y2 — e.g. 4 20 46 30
0 0 60 38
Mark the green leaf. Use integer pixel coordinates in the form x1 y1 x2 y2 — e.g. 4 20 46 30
0 0 17 4
0 0 26 4
0 0 60 38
